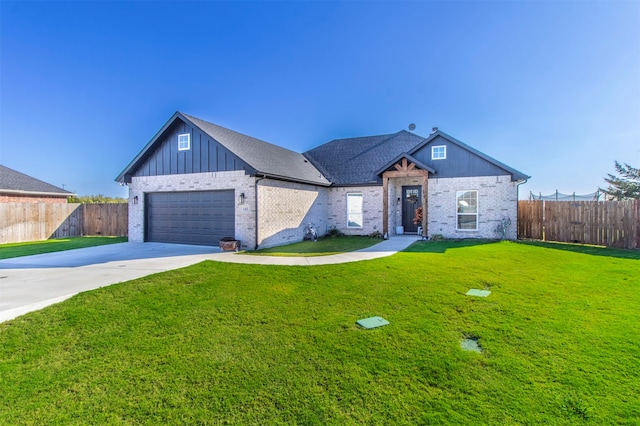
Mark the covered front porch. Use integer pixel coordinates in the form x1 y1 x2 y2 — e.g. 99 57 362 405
377 154 435 238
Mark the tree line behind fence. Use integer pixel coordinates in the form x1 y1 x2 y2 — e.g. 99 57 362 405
518 200 640 249
0 203 128 244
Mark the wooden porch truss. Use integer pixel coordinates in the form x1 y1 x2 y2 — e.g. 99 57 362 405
382 158 429 237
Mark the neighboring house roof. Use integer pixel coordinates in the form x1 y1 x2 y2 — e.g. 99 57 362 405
116 112 329 186
305 129 529 185
304 130 426 185
0 165 73 197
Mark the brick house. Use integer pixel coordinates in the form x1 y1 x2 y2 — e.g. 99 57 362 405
116 112 529 248
0 165 73 203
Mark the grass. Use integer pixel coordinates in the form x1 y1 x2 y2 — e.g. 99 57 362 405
1 241 639 424
247 235 382 256
0 236 127 260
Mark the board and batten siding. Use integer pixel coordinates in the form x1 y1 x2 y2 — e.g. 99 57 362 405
133 118 253 178
412 135 510 179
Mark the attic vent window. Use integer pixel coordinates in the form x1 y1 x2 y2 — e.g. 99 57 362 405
178 133 190 151
432 145 446 160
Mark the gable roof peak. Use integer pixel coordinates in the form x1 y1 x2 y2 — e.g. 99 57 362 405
116 112 329 186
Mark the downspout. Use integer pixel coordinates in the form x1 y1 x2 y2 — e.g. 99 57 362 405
254 174 267 250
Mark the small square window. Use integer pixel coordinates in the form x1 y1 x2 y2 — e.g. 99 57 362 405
178 133 190 151
432 145 446 160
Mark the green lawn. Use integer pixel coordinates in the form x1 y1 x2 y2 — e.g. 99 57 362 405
0 236 127 259
1 241 638 424
247 235 382 256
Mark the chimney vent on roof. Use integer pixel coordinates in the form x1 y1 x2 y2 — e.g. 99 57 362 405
431 127 438 134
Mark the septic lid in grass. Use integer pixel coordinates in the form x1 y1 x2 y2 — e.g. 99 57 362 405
357 316 389 329
466 289 491 297
461 337 482 353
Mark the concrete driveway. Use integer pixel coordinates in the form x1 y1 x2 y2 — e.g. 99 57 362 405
0 242 221 323
0 236 419 323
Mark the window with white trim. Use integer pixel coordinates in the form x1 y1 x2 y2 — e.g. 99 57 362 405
178 133 190 151
432 145 446 160
456 190 478 230
347 193 363 228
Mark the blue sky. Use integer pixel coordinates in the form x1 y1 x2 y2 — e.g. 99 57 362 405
1 1 638 199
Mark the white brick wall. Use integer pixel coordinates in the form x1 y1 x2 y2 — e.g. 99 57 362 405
128 171 256 247
257 179 328 248
427 175 518 240
128 172 519 249
325 175 518 240
326 186 383 236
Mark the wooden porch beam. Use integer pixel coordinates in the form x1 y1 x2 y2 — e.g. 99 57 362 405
382 175 389 237
422 174 428 238
383 170 428 178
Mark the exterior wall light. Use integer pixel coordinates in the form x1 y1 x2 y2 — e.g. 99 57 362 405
239 193 245 204
133 196 139 204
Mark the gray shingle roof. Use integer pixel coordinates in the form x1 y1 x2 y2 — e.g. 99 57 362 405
0 165 72 196
303 130 427 185
305 129 530 185
181 113 329 186
116 112 329 186
117 112 529 187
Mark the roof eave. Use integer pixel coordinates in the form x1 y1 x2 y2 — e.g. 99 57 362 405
116 111 187 182
0 189 74 197
255 171 331 187
409 130 530 183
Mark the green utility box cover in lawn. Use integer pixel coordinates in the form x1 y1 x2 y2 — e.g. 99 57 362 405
357 316 390 329
466 289 491 297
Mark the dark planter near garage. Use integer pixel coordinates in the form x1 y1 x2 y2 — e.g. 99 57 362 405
219 237 241 252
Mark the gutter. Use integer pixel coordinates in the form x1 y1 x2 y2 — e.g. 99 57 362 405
253 171 330 187
0 189 75 197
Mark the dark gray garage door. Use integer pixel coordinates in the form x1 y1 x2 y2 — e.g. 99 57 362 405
145 191 235 246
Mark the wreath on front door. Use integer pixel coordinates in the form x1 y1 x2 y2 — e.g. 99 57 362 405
413 206 423 225
406 194 418 204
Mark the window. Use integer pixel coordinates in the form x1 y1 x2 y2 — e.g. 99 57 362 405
178 133 190 151
456 190 478 230
432 145 446 160
347 193 363 228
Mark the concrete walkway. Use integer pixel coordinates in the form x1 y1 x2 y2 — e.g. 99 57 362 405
0 236 419 323
208 235 419 266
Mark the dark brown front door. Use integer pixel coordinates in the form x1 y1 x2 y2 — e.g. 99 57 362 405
402 186 422 233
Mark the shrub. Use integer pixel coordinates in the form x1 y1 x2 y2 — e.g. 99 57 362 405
326 227 344 238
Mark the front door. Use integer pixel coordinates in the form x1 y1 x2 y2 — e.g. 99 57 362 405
402 186 422 233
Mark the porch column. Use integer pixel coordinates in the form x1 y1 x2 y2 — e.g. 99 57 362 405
422 174 428 237
382 174 389 236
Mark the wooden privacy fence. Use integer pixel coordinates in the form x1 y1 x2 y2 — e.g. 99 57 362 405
0 203 128 244
518 200 640 249
82 204 128 237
